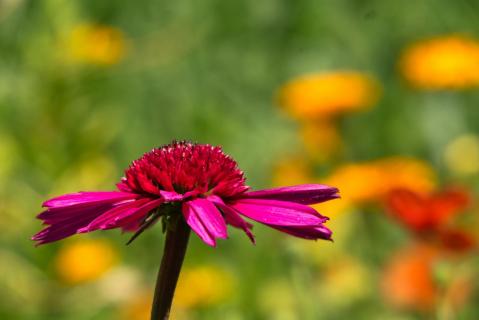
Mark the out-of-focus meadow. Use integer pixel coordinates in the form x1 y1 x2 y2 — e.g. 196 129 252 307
1 0 479 319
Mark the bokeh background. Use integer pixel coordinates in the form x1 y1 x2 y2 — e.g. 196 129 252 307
1 0 479 319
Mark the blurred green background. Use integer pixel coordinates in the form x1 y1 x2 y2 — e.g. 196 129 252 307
1 0 478 319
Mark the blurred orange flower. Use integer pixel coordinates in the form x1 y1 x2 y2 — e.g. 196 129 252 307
323 157 436 205
278 71 380 119
381 244 473 312
66 23 126 65
381 244 439 311
55 238 118 284
400 35 479 89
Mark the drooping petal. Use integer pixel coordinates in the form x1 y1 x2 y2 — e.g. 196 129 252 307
182 201 216 246
239 184 339 205
37 202 112 225
219 204 255 243
78 198 161 232
33 191 150 245
230 198 327 226
115 199 164 232
32 202 116 245
43 191 138 208
188 198 228 239
207 195 255 243
272 224 332 240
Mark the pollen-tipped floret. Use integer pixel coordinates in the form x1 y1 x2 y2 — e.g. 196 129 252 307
123 141 248 198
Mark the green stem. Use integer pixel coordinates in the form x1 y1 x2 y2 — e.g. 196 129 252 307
151 218 191 320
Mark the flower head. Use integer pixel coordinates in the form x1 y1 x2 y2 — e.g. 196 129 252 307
400 35 479 89
278 71 380 119
33 141 339 246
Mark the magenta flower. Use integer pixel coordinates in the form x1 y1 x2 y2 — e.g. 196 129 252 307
33 141 338 246
33 141 339 319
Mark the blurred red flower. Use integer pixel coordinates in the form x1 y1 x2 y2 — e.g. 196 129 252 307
387 188 469 232
386 188 475 252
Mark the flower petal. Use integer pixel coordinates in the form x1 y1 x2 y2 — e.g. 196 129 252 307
115 199 164 232
219 204 255 243
240 184 339 205
230 198 327 226
43 191 138 208
188 198 228 239
32 202 116 245
272 224 333 240
78 198 159 232
33 191 155 245
182 201 216 246
207 195 255 243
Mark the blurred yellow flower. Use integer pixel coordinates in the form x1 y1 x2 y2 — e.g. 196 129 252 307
300 120 342 162
173 265 234 309
322 157 436 206
271 157 312 187
66 23 126 65
400 35 479 89
444 134 479 176
55 239 118 284
278 71 380 119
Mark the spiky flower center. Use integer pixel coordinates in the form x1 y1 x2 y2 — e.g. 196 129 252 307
123 141 248 198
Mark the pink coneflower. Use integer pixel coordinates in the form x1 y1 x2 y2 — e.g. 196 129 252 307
33 141 339 319
33 141 338 246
